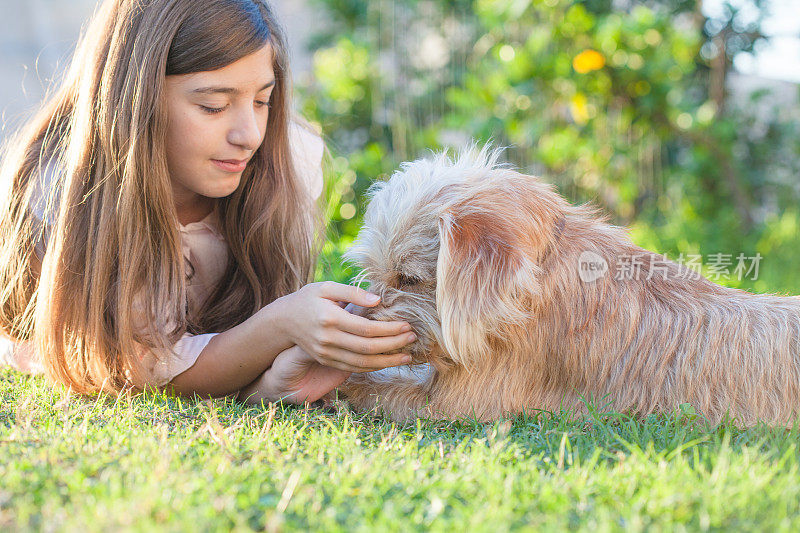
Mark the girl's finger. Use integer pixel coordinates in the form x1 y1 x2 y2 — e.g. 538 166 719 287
318 347 412 372
317 281 382 308
336 310 412 338
327 330 417 356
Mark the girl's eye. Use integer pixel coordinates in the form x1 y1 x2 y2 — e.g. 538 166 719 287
200 101 270 114
200 105 226 114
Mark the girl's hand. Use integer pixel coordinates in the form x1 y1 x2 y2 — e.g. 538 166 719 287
275 281 416 372
259 345 351 405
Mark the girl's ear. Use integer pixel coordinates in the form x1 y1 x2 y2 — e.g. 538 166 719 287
435 184 552 369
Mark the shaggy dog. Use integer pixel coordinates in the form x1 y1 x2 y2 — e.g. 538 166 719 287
337 144 800 428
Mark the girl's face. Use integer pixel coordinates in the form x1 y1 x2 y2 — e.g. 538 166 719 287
164 43 275 215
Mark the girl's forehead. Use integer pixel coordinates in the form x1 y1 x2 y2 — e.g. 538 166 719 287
170 43 276 92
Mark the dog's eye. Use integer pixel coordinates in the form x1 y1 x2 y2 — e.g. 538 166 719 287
397 274 421 287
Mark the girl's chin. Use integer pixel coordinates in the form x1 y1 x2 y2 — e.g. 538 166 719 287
202 178 241 198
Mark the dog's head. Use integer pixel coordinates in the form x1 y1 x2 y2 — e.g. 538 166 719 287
344 144 569 370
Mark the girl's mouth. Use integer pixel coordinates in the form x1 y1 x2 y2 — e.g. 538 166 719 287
212 159 248 173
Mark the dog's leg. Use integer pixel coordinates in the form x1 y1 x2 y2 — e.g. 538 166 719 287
335 365 435 422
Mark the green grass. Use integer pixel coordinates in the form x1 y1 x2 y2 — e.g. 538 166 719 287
3 367 800 532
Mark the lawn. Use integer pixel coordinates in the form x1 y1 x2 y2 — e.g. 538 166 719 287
2 367 800 532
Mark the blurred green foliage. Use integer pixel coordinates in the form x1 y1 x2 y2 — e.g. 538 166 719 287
302 0 800 293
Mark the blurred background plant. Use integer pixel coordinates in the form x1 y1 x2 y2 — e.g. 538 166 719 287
300 0 800 293
1 0 797 293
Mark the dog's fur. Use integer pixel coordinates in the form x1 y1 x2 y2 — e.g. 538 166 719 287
337 144 800 427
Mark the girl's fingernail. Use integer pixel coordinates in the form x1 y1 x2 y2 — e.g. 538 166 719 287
401 324 412 332
403 356 412 363
366 293 380 303
407 333 417 342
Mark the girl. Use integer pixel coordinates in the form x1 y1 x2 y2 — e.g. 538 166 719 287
0 0 416 404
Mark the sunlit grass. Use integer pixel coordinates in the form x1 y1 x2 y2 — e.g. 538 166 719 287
3 367 800 531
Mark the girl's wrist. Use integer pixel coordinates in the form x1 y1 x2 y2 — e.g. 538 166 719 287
238 367 281 405
254 295 296 351
258 368 282 403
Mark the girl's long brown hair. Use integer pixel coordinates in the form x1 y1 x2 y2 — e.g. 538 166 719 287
0 0 322 394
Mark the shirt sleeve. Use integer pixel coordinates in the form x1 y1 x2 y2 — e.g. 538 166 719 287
137 332 220 388
289 121 325 200
0 330 220 389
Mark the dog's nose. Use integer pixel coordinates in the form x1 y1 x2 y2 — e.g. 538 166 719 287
344 302 368 317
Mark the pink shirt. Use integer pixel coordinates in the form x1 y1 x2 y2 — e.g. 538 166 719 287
0 122 324 388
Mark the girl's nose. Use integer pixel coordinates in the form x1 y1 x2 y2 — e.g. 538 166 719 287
228 108 265 151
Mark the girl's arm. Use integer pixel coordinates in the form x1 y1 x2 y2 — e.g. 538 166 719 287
166 301 291 398
166 282 415 399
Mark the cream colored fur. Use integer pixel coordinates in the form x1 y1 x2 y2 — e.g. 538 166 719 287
338 144 800 428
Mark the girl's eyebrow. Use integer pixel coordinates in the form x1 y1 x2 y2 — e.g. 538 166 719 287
190 80 276 95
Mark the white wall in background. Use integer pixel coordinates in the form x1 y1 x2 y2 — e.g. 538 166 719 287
704 0 800 84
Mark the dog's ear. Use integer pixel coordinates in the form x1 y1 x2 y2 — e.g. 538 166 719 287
435 180 561 368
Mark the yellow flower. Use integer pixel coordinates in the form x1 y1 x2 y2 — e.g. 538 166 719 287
573 49 605 74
